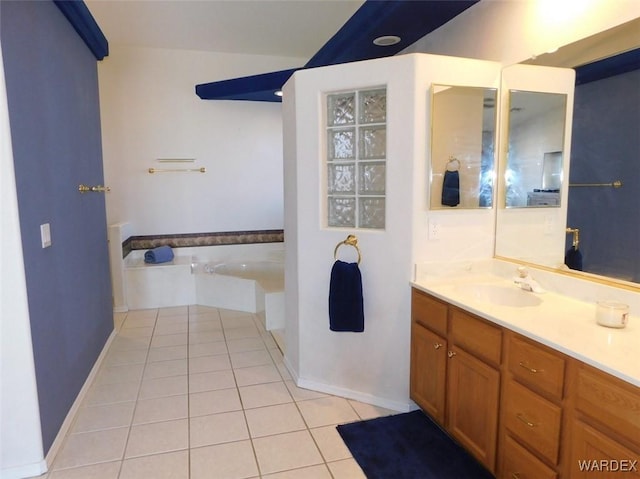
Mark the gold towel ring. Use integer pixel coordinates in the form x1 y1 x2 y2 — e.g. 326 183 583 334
334 234 361 264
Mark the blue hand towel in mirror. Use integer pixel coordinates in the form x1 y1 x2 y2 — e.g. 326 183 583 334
329 260 364 332
441 170 460 207
565 246 583 271
144 245 174 264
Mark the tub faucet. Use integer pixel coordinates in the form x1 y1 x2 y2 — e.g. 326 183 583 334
513 266 545 293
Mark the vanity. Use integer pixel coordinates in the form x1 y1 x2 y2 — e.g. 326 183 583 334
410 265 639 478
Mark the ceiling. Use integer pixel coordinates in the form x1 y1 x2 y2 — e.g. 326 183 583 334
84 0 479 101
84 0 364 60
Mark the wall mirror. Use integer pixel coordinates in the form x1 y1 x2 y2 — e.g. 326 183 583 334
429 85 497 210
495 17 640 287
504 90 567 208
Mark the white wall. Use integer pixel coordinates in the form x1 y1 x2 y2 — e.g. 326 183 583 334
0 44 46 479
404 0 640 66
283 54 502 411
98 45 303 236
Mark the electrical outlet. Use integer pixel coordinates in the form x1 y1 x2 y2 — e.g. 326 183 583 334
544 215 554 235
428 219 441 240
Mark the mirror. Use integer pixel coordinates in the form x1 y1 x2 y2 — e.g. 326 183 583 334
496 18 640 286
504 90 567 208
430 85 497 209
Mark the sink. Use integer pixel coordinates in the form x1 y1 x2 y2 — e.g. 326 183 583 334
455 283 543 308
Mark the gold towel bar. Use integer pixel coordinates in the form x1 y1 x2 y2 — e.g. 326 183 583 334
334 234 361 264
566 227 580 248
148 167 206 174
569 180 622 188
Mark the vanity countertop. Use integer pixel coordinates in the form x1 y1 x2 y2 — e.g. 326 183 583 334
411 274 639 388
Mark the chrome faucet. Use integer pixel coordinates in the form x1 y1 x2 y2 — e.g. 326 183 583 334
513 266 545 293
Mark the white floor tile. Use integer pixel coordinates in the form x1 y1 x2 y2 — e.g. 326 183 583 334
188 340 228 358
146 345 188 363
229 349 273 369
188 354 231 374
103 349 147 367
150 333 188 348
189 388 242 417
142 358 188 380
189 411 249 447
234 364 282 387
226 337 267 353
190 440 259 479
224 326 260 340
238 381 292 409
47 461 121 479
138 375 188 400
348 399 396 420
296 397 360 428
189 330 225 344
71 402 135 433
252 430 323 475
245 403 306 438
189 370 236 393
84 381 140 407
93 364 144 386
153 321 188 335
132 395 188 425
53 428 128 470
284 380 328 402
262 464 333 479
310 426 353 462
326 458 367 479
119 450 189 479
124 419 188 458
188 319 223 332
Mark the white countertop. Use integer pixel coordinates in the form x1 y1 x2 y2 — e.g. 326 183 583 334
411 272 640 388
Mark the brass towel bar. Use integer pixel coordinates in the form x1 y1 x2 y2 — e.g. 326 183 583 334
569 180 622 188
566 227 580 248
148 167 206 174
334 234 361 264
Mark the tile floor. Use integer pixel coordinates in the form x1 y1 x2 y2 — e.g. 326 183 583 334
37 305 395 479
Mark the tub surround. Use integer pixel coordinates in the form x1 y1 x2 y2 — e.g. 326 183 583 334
121 229 284 258
412 258 639 387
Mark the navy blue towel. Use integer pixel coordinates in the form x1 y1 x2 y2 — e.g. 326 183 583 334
441 170 460 206
329 260 364 332
565 246 583 271
144 245 174 264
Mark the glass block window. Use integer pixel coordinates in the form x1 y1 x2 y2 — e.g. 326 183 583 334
326 88 386 229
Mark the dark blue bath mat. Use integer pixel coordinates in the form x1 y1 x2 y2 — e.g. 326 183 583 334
336 410 493 479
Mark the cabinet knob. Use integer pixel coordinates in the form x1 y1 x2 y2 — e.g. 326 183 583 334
516 412 537 428
447 350 457 358
434 343 443 350
511 473 521 479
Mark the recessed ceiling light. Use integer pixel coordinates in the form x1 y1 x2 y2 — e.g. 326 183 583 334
373 35 401 47
274 90 283 97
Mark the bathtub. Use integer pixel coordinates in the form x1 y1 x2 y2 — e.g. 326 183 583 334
194 261 285 331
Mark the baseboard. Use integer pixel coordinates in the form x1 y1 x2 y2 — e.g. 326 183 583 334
295 376 413 413
44 328 117 470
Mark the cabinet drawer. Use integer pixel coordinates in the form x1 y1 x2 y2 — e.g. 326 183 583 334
412 288 448 337
507 334 565 400
503 379 562 465
575 363 640 449
501 434 557 479
450 307 501 365
567 419 640 479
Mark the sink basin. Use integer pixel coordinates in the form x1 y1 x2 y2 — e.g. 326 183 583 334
455 283 543 308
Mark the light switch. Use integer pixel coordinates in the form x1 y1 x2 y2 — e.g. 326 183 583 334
40 223 51 248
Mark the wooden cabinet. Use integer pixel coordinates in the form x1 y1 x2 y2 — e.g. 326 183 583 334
410 289 501 473
410 286 640 479
565 363 640 478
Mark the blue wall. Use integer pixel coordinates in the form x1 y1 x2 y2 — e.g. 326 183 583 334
568 69 640 282
1 0 113 453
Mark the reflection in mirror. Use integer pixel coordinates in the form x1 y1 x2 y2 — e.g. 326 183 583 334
497 18 640 287
430 85 497 209
504 90 567 208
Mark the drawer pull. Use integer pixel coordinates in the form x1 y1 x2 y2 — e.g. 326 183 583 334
511 474 521 479
434 343 443 350
447 350 457 358
519 361 543 374
516 413 537 428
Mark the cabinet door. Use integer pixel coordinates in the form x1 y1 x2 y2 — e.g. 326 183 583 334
447 347 500 473
567 419 640 478
410 322 447 424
